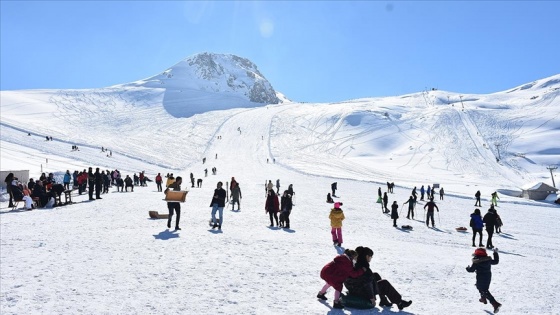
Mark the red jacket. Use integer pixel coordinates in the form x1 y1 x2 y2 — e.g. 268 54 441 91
265 193 279 213
320 254 364 291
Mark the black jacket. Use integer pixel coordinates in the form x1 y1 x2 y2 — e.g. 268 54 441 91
210 188 227 207
466 252 499 290
483 209 497 230
344 258 376 299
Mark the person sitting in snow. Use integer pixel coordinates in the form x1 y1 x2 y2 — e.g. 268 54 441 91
326 193 334 203
466 247 501 313
344 246 412 310
317 249 365 309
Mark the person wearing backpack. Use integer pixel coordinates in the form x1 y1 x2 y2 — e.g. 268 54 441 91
470 209 484 247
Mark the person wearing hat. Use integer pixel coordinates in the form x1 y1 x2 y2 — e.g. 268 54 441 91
329 202 345 246
466 247 502 313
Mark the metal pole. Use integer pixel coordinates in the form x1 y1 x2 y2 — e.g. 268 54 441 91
547 166 558 188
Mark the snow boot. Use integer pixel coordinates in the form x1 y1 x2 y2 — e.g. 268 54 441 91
317 292 327 300
479 297 487 304
397 300 412 310
379 297 392 307
492 302 501 313
333 301 344 309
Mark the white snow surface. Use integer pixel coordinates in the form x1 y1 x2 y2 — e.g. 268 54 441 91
1 65 560 314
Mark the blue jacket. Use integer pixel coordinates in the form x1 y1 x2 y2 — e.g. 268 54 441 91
470 213 484 229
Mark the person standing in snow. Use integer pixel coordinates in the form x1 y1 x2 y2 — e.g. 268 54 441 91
279 190 293 229
390 201 399 227
420 185 425 201
475 190 482 206
491 191 499 206
466 247 502 313
423 198 439 227
382 192 389 213
94 168 103 199
316 249 365 309
411 187 418 202
155 173 163 192
63 170 71 190
427 185 432 200
404 196 416 219
470 209 484 247
265 189 280 227
276 179 281 195
439 187 444 200
331 182 338 197
87 167 95 201
230 182 242 211
329 202 345 246
210 181 227 230
483 205 498 249
5 173 15 208
164 176 183 230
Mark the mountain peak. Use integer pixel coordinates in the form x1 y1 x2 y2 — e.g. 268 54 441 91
134 52 280 105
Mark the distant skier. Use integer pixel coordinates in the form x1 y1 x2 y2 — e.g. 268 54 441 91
466 247 502 313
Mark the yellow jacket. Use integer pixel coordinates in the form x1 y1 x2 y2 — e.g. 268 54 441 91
329 208 345 228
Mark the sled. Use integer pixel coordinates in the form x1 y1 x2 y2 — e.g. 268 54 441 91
149 211 169 219
340 293 375 309
456 227 468 232
164 190 188 202
401 225 413 230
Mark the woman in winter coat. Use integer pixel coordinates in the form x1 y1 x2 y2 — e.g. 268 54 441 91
265 189 279 227
382 192 389 213
279 190 293 228
390 201 399 227
470 209 484 247
466 247 501 313
344 246 412 310
329 202 345 246
317 249 365 309
63 170 71 190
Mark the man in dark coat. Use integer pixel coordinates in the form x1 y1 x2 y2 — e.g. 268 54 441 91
4 173 14 207
475 190 482 206
87 167 95 201
423 198 439 227
94 168 103 199
331 182 338 197
483 206 498 249
210 181 227 229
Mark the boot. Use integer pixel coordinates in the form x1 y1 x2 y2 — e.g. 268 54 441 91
333 300 344 309
479 297 487 304
397 300 412 310
378 296 392 307
316 292 327 300
492 302 501 313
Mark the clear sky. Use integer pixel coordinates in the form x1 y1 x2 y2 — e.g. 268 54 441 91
1 1 559 103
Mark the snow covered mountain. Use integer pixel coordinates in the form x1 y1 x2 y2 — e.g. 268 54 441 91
116 52 280 117
1 56 560 314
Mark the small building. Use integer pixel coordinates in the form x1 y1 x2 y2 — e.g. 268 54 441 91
521 182 558 201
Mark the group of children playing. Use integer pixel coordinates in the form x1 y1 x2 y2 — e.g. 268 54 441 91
321 188 502 313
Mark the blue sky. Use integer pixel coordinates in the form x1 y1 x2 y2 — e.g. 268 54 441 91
1 1 559 103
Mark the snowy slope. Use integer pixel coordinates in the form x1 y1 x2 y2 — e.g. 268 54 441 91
1 57 560 314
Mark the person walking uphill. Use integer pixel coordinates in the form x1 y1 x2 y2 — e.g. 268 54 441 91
423 198 439 227
317 249 365 309
329 202 345 246
470 209 484 247
164 176 183 230
210 181 227 230
466 247 502 313
265 189 280 227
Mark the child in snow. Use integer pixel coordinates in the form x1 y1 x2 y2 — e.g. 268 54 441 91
317 249 365 309
329 202 345 246
390 201 399 227
466 247 502 313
